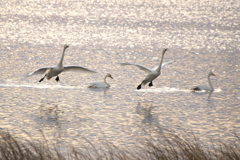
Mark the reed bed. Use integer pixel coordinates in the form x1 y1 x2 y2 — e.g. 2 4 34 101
0 129 239 160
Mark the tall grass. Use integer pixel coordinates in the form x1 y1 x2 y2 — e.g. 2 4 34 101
0 128 239 160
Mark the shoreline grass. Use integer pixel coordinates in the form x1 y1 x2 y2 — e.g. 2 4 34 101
0 129 239 160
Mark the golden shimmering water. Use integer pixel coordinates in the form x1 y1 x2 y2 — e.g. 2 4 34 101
0 0 239 149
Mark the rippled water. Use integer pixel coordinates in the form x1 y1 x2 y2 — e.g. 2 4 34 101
0 0 239 149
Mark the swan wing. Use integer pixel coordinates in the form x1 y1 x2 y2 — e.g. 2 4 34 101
27 67 53 76
63 66 97 73
161 61 175 69
118 63 151 74
88 81 107 88
191 85 211 91
151 61 175 71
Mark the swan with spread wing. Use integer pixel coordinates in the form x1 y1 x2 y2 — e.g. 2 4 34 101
118 60 175 74
28 45 96 82
137 48 168 89
119 48 169 90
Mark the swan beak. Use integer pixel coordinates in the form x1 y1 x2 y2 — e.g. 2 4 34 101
213 73 216 76
64 44 69 49
110 75 113 79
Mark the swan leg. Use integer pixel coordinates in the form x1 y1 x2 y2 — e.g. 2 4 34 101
149 81 153 87
137 84 142 90
137 81 143 90
55 76 60 82
39 74 47 82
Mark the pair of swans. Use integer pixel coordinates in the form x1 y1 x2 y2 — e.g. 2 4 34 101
28 44 113 88
89 48 172 88
87 48 172 89
119 48 216 91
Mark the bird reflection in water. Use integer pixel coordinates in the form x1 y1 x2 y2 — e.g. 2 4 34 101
38 103 62 122
191 90 213 100
136 102 158 126
37 103 64 146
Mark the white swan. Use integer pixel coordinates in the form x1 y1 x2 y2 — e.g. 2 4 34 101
136 48 168 90
118 60 175 74
88 73 113 88
191 71 216 91
28 44 96 82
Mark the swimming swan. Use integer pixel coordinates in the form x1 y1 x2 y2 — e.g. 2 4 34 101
191 71 216 91
28 45 96 82
118 61 175 74
136 48 168 90
88 73 113 88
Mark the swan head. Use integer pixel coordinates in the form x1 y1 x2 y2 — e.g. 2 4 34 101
162 48 167 54
209 71 216 76
64 44 69 49
106 73 113 79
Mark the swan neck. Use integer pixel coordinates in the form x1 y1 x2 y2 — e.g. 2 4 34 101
58 47 66 66
104 76 110 87
208 74 214 90
156 51 165 72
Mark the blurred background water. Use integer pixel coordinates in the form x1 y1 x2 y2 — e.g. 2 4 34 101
0 0 239 150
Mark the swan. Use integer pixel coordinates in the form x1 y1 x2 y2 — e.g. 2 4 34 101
136 48 168 90
88 73 113 88
28 44 96 82
118 60 175 74
191 71 216 91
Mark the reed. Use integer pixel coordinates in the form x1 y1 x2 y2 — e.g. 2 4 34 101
0 129 239 160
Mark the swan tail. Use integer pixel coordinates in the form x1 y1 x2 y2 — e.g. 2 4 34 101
142 80 148 86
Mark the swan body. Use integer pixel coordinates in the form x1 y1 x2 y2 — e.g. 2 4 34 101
137 48 168 90
118 60 175 74
191 71 216 91
28 45 96 82
88 73 113 88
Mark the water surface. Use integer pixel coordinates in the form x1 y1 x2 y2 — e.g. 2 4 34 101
0 0 239 149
